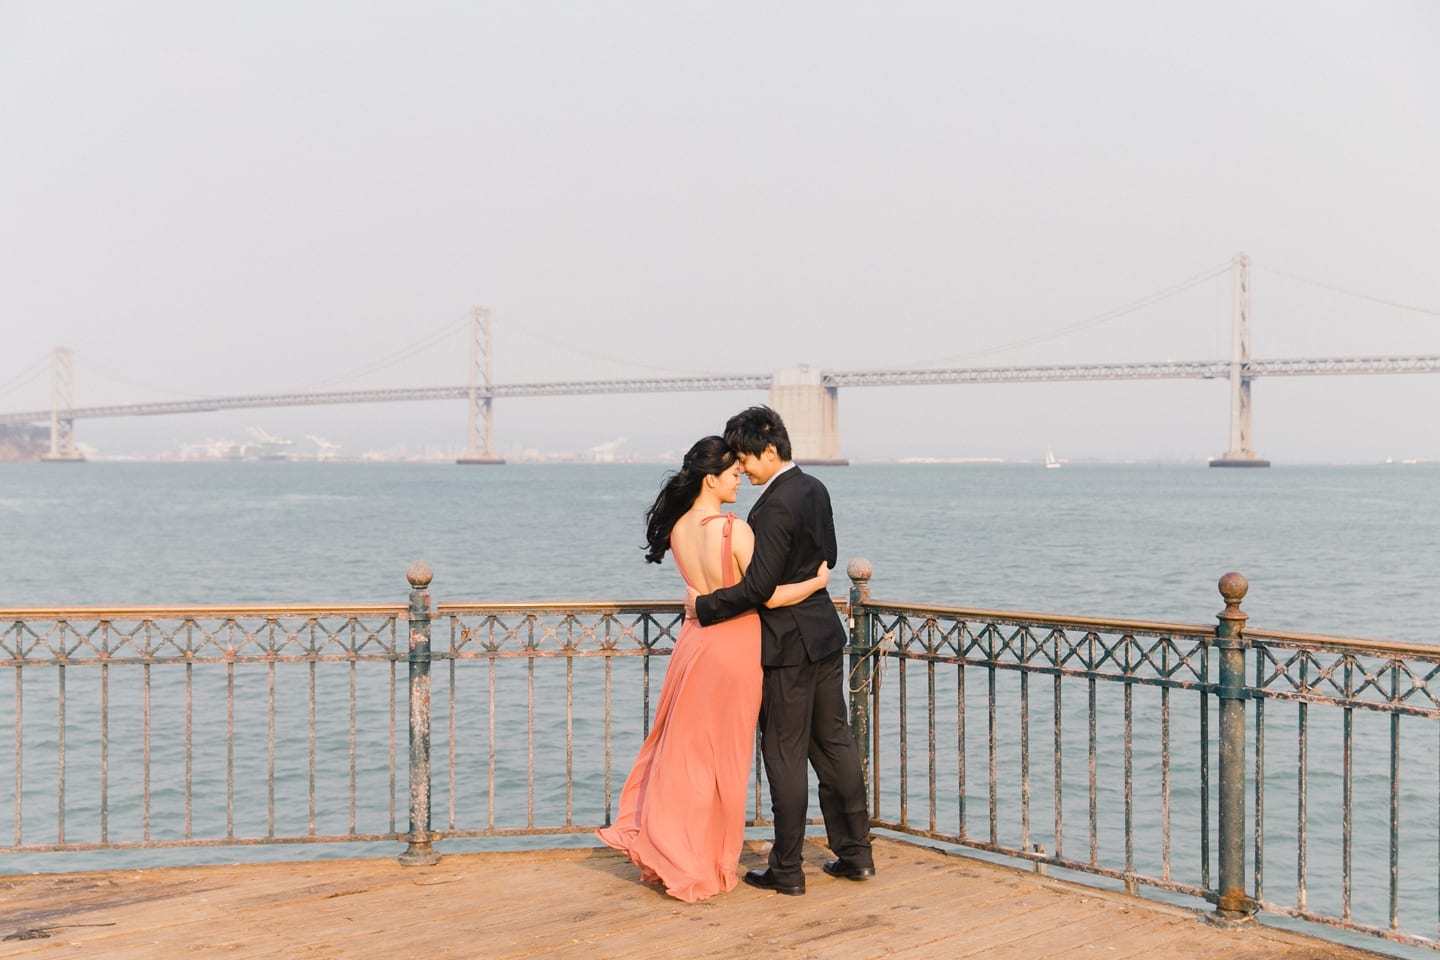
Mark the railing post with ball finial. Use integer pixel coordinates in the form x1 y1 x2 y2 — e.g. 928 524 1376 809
399 561 441 866
847 558 875 794
1210 571 1255 923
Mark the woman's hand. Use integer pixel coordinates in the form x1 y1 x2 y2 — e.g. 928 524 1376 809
762 561 832 609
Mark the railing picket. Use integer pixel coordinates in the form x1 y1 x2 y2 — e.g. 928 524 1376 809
1161 669 1170 882
11 665 20 846
389 656 398 836
185 659 193 839
100 660 109 844
56 662 65 846
1020 666 1031 856
1255 684 1266 904
1201 684 1211 891
1123 674 1133 891
603 627 614 826
563 623 577 828
350 654 359 837
143 659 152 842
266 655 275 839
1052 663 1062 862
1088 673 1097 867
526 641 536 830
957 658 966 842
929 658 938 835
899 636 909 829
487 654 496 832
1298 695 1308 912
1391 708 1401 932
988 653 998 848
226 660 235 839
308 653 317 836
446 638 456 833
1344 680 1354 922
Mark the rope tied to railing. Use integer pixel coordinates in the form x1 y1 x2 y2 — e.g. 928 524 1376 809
846 557 888 699
848 628 892 697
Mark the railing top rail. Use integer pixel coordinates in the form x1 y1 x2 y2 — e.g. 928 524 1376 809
858 598 1216 639
1245 626 1440 658
436 598 847 614
436 600 682 615
0 604 407 620
7 599 1428 658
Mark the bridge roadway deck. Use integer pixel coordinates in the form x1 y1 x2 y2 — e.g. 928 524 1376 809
0 837 1390 960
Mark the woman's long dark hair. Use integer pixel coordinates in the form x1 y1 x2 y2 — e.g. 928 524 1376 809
643 436 736 564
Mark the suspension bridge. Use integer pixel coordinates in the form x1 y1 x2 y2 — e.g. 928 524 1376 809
3 253 1438 466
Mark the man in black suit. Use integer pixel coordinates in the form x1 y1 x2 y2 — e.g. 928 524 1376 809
687 405 874 896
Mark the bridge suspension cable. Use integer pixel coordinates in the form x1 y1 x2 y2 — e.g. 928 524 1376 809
84 362 215 400
299 313 471 390
1253 262 1440 318
917 259 1234 367
509 326 722 378
0 353 50 399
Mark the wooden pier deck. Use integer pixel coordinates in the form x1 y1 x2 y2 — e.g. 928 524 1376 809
1 837 1391 959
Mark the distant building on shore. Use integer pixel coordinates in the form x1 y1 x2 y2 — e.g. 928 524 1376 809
0 424 48 462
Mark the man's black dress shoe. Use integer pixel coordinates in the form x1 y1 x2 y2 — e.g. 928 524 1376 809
742 868 805 896
822 858 876 881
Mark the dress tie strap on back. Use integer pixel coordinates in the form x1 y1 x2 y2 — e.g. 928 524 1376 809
700 513 738 588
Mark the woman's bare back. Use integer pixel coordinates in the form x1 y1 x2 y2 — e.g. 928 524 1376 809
669 511 748 593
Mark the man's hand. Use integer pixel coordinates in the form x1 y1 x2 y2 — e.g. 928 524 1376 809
683 585 699 620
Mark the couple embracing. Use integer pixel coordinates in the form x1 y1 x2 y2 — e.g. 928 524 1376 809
596 405 874 902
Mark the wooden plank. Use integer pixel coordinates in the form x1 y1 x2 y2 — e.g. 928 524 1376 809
0 838 1396 960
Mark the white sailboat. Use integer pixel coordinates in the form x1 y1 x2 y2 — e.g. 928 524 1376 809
1045 447 1061 469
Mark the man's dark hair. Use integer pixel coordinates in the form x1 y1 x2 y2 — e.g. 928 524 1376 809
723 405 792 461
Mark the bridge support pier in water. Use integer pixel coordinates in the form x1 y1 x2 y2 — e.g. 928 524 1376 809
456 307 505 465
769 364 847 465
1211 253 1270 468
41 346 84 462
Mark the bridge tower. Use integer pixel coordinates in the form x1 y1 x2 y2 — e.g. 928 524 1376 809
768 365 847 465
456 307 505 465
1210 252 1269 468
41 346 84 462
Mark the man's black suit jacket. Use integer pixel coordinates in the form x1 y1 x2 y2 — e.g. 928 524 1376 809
695 465 846 667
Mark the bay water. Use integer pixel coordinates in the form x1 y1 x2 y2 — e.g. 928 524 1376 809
2 461 1435 641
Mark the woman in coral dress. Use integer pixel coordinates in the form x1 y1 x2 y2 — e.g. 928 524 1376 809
596 435 830 903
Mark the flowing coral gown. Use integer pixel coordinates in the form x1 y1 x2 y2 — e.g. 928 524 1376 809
596 513 762 902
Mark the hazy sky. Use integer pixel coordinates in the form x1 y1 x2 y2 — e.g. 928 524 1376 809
2 1 1437 463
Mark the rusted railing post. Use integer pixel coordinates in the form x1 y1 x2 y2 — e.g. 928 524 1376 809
1211 571 1254 922
847 558 875 792
398 561 441 866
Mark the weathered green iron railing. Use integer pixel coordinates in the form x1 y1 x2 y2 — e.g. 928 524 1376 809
844 559 1440 953
1 602 409 852
1243 625 1440 947
0 563 688 862
844 560 1219 904
3 561 1437 954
